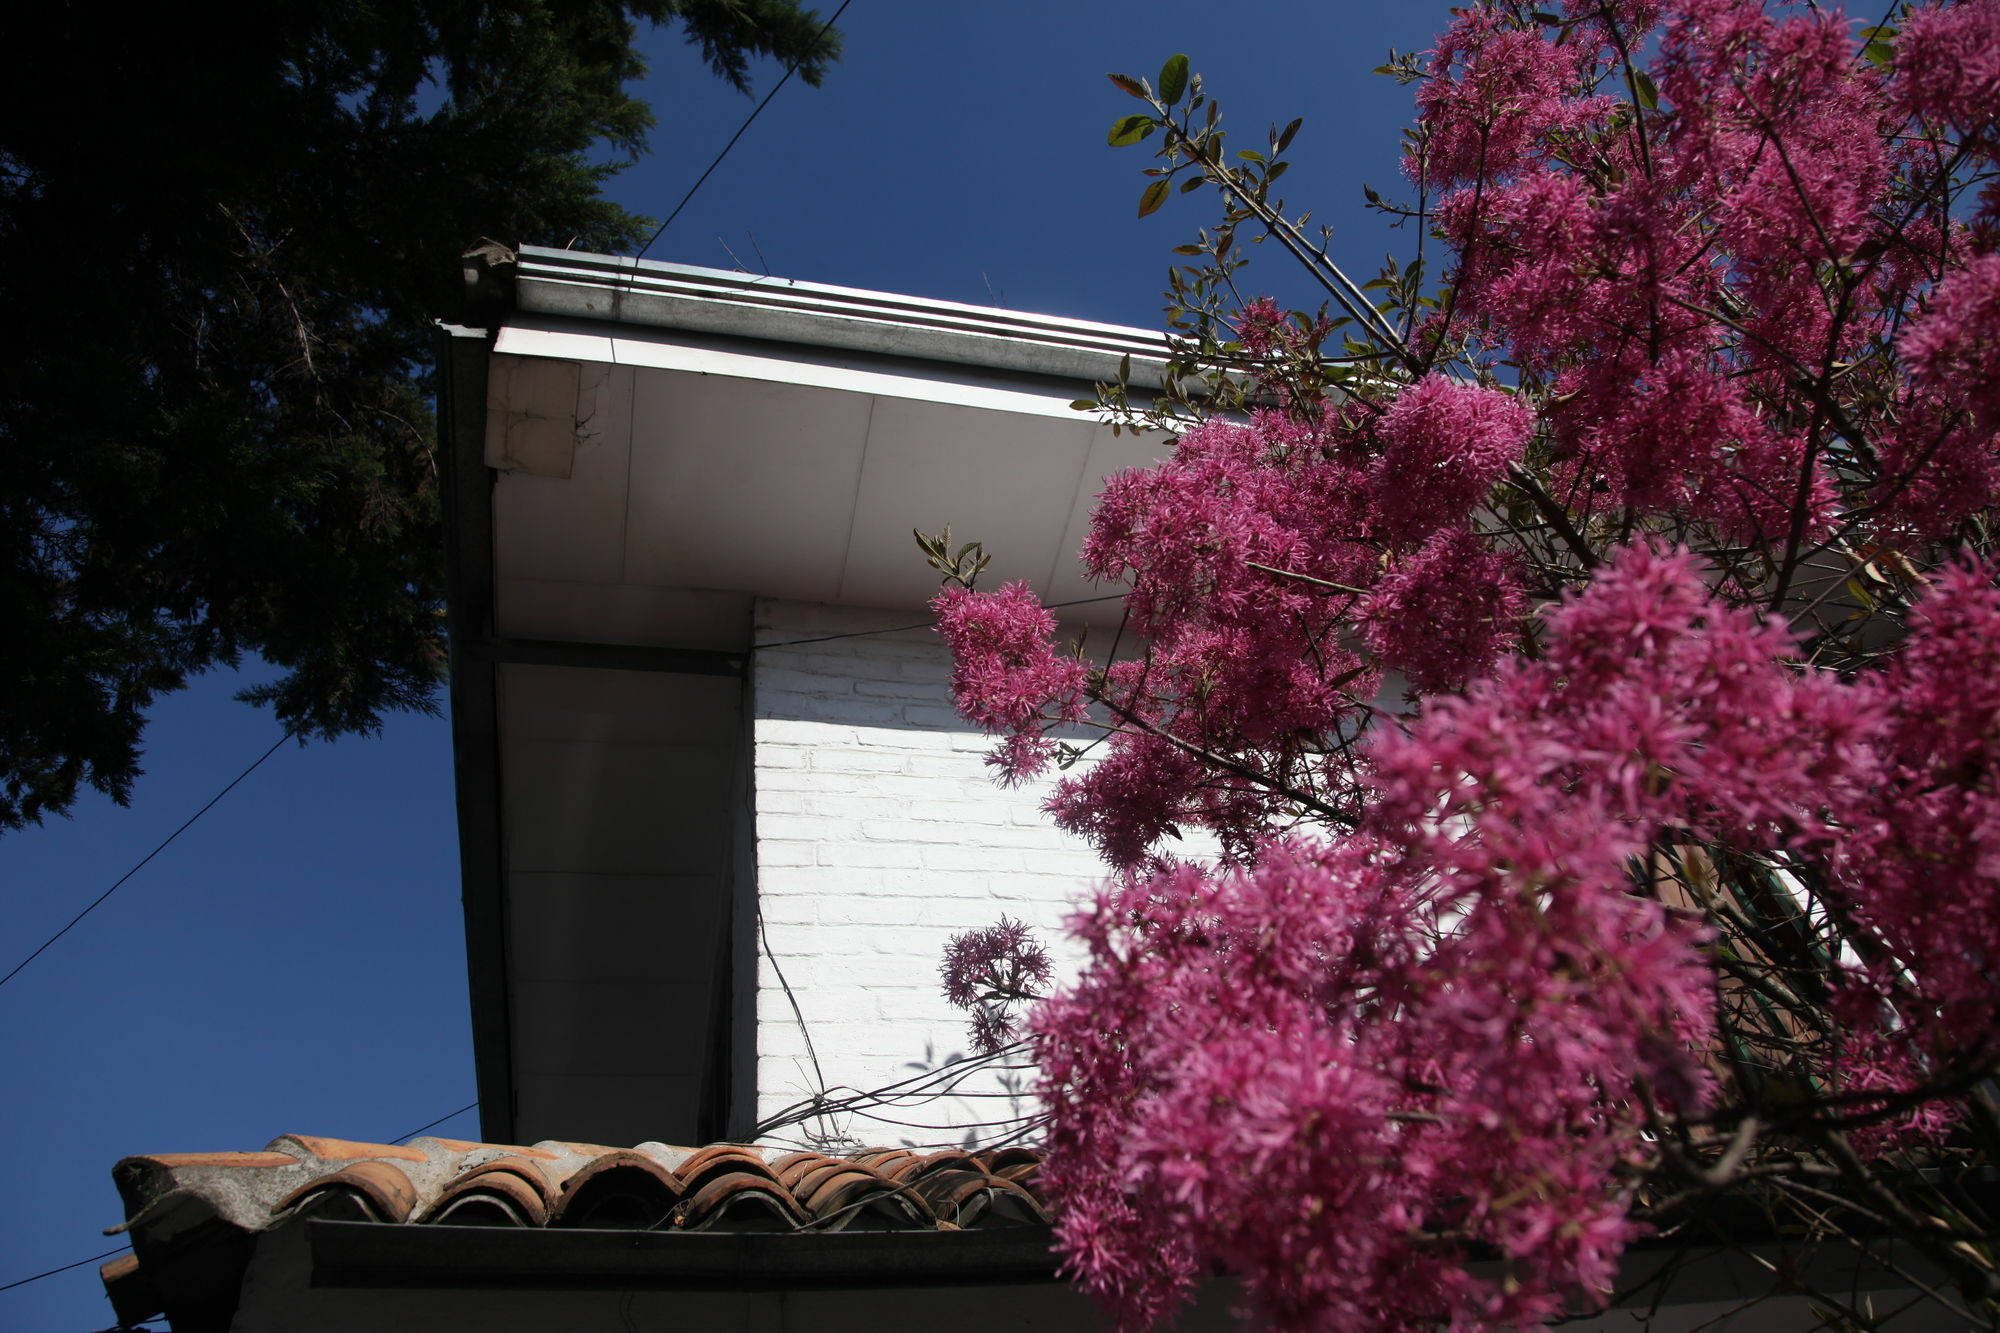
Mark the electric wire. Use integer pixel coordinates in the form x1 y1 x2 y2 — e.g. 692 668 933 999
0 1246 132 1294
390 1100 480 1144
635 0 855 260
0 728 296 993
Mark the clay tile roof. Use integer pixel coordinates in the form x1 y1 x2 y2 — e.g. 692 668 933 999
272 1134 428 1163
275 1159 420 1224
549 1149 685 1229
130 1150 302 1169
792 1161 936 1232
423 1136 560 1160
104 1132 1053 1327
451 1154 562 1206
673 1143 777 1193
421 1162 550 1227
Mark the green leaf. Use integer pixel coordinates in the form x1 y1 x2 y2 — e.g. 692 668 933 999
1631 69 1660 111
1864 39 1895 67
1237 148 1265 163
1275 117 1302 153
1158 53 1190 106
1179 176 1206 193
1138 179 1169 216
1107 72 1148 98
1069 399 1099 411
1108 114 1157 147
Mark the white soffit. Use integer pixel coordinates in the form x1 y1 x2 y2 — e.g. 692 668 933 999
485 321 1173 627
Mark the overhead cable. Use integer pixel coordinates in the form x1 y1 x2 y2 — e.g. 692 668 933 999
0 1245 132 1294
635 0 856 259
390 1100 480 1144
0 728 295 993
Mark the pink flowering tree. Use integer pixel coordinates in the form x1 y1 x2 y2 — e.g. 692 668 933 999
932 2 2000 1328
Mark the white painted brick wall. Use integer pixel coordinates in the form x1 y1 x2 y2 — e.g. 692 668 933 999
750 598 1102 1152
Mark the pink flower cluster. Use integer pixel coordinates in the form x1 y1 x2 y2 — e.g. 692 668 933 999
1014 387 1539 867
1361 526 1524 691
1368 376 1532 544
1016 547 2000 1329
1828 559 2000 1063
941 916 1053 1055
1036 834 1695 1330
1895 0 2000 140
929 3 2000 1325
1413 6 1609 187
932 582 1088 783
1419 0 2000 542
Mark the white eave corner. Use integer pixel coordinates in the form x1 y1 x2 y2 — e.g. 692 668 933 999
509 246 1175 390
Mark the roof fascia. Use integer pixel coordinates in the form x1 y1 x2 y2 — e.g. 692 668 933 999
435 320 516 1146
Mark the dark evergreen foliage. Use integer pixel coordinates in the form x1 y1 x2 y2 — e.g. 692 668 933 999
0 0 838 828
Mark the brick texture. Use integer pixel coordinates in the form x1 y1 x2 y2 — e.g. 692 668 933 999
751 599 1100 1150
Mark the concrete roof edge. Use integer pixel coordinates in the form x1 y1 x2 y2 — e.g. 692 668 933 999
511 246 1173 389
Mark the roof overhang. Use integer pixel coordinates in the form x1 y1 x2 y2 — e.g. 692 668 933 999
472 247 1176 644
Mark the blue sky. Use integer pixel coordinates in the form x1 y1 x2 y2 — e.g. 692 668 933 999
0 3 1453 1325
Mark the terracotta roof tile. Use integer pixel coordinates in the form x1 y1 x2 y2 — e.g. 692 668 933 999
679 1168 809 1232
275 1160 420 1224
451 1155 562 1206
422 1164 550 1227
274 1134 427 1163
550 1149 685 1229
104 1132 1052 1327
423 1136 560 1160
127 1150 301 1169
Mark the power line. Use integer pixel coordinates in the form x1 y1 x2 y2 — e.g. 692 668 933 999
391 1100 479 1144
0 1246 131 1294
635 0 855 260
0 728 296 993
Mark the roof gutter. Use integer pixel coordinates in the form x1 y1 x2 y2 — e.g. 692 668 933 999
511 246 1173 389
